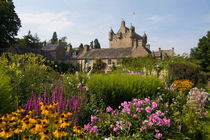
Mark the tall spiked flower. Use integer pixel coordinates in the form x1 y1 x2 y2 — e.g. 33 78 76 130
44 90 47 104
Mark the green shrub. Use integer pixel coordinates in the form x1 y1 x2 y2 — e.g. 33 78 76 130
92 59 106 73
0 53 59 109
0 70 14 113
87 74 163 113
63 72 88 97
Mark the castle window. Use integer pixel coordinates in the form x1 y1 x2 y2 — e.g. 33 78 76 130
108 59 111 65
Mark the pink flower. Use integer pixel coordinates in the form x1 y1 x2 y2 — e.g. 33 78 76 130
113 127 118 132
152 102 158 109
140 125 147 131
145 97 150 103
91 115 98 123
106 106 113 112
133 114 137 118
84 124 91 131
148 122 153 126
90 126 98 134
110 124 113 128
155 133 163 139
136 107 141 112
145 106 152 114
178 125 181 130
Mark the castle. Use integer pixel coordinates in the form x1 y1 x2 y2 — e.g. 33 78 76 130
76 20 174 70
30 20 175 71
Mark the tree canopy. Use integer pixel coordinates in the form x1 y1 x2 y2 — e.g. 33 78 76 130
93 38 101 49
78 43 84 50
16 31 42 48
50 32 58 44
0 0 21 48
190 31 210 72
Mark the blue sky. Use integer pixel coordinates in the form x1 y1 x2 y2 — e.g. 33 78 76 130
13 0 210 54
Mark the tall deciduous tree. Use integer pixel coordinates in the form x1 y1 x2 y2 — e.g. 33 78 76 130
0 0 21 48
190 31 210 72
50 32 58 44
94 38 101 49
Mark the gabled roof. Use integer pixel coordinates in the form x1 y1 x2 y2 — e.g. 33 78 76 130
78 48 132 59
41 44 59 51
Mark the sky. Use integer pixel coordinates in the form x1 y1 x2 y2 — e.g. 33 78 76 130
13 0 210 55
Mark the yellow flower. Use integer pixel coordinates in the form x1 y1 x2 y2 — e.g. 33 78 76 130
53 129 68 138
0 128 14 139
14 128 23 134
60 120 71 128
73 126 84 134
29 118 37 124
35 124 43 132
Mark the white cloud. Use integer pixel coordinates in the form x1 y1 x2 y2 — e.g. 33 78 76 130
18 11 75 38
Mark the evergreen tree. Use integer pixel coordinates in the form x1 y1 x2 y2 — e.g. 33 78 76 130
50 32 58 44
0 0 21 48
90 41 94 49
190 31 210 72
94 38 101 49
78 43 84 50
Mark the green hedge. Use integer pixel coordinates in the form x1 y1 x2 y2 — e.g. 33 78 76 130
87 74 163 110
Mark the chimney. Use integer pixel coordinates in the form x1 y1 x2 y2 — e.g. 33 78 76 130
83 44 90 53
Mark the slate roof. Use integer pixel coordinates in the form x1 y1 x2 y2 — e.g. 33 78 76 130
10 46 53 60
41 44 59 51
78 47 132 59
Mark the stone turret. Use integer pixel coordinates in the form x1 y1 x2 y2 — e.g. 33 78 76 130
109 28 114 41
143 33 147 45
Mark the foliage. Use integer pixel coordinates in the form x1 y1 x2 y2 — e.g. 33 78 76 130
180 88 209 139
160 85 209 139
190 31 210 72
93 38 101 49
92 59 106 73
0 53 59 110
16 31 43 48
46 60 79 74
121 55 155 74
84 98 171 139
87 74 163 113
172 80 194 92
0 0 21 48
90 41 94 49
50 32 58 44
0 69 14 113
78 43 84 50
0 91 83 139
167 62 200 85
63 73 88 98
